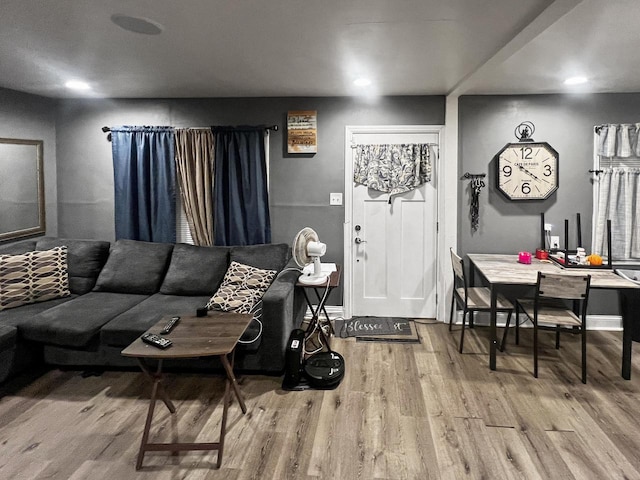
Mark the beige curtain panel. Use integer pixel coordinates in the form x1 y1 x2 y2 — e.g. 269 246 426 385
175 129 215 246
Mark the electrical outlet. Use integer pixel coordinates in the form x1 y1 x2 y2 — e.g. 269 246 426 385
544 223 552 232
329 193 343 206
550 236 560 249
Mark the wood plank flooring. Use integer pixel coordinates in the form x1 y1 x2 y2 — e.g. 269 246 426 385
2 323 640 479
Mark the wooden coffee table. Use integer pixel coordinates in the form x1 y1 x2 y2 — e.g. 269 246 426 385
121 311 253 470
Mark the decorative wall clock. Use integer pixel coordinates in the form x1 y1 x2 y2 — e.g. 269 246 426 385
495 122 558 201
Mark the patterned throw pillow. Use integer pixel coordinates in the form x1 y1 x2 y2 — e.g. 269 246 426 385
206 261 276 314
0 246 70 311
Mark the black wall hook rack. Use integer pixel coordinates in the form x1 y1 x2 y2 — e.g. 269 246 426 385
461 172 486 180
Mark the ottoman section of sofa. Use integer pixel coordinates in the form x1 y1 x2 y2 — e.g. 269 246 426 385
0 295 78 328
0 324 18 383
19 292 150 348
0 324 17 353
100 293 211 348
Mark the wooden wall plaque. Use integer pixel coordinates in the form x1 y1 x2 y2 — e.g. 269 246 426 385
287 110 317 153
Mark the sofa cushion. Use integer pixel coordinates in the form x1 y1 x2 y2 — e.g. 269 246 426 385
0 247 70 311
93 239 174 295
19 291 149 348
206 261 276 314
160 243 230 296
0 324 17 352
0 239 37 255
100 293 211 347
230 243 290 272
0 295 78 328
36 238 110 294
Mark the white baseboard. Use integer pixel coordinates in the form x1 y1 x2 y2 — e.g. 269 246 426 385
305 306 346 320
306 308 623 332
449 311 623 331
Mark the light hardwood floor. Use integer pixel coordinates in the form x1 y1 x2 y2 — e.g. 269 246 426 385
2 322 640 479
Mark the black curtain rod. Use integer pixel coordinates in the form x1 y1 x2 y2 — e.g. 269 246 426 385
102 124 278 141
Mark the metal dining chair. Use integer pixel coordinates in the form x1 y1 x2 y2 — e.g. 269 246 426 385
510 271 591 383
449 248 514 353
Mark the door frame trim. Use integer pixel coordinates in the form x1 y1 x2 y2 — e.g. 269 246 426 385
343 125 445 320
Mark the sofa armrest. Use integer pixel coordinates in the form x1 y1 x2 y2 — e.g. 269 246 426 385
240 261 305 372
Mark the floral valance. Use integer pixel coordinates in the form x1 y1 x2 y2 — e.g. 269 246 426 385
353 144 432 203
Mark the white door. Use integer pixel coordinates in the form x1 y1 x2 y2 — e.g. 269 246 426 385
349 129 438 318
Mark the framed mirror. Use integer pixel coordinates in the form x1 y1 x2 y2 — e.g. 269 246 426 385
0 138 45 241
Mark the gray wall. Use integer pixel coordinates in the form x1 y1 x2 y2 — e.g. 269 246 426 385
459 93 640 314
55 96 445 253
55 96 445 302
0 87 58 238
3 88 637 315
459 93 640 255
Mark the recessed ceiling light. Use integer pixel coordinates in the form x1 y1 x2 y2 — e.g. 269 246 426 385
65 80 91 91
353 78 371 87
564 76 588 85
111 14 164 35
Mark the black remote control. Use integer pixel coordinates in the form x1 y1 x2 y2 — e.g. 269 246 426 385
161 316 180 334
141 333 172 349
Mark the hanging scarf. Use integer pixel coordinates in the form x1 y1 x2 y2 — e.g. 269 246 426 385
470 177 485 231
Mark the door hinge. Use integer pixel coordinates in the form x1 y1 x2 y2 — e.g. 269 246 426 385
435 293 438 305
436 222 439 233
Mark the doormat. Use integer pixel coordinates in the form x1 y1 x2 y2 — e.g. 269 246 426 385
336 317 420 343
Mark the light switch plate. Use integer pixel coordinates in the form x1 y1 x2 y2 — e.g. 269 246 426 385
330 193 343 205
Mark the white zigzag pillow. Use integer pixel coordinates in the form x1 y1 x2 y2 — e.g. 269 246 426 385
206 261 276 314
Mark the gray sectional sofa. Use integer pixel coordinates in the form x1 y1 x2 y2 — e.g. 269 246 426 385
0 237 306 384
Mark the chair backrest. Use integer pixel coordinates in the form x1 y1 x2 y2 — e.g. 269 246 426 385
450 248 467 290
535 272 591 314
536 272 591 300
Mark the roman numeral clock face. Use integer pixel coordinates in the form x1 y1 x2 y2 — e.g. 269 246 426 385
496 142 558 200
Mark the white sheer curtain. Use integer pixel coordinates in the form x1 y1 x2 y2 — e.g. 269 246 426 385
594 168 640 260
594 124 640 261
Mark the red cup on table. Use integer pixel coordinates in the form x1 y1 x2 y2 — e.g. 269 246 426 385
518 251 532 264
535 248 548 260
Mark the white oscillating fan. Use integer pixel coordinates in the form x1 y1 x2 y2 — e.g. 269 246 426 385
292 227 328 285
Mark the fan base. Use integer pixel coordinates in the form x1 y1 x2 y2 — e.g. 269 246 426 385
298 274 329 286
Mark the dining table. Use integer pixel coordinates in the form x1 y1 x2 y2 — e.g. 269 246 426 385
467 253 640 379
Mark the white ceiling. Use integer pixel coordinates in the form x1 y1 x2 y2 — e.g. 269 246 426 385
0 0 637 99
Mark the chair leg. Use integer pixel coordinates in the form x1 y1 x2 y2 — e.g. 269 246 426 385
581 325 587 384
449 296 455 331
533 317 539 378
515 305 521 346
500 310 513 352
555 326 561 349
469 311 475 329
459 311 467 354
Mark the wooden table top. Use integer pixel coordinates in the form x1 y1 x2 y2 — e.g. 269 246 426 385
468 253 640 290
121 311 253 359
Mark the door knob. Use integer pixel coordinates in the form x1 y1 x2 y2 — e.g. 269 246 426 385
355 237 367 244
